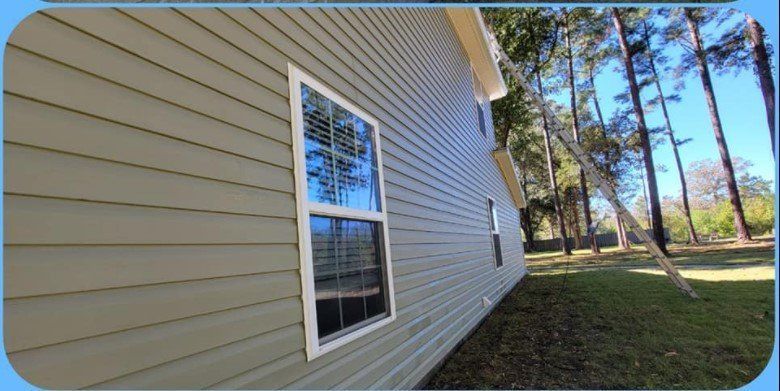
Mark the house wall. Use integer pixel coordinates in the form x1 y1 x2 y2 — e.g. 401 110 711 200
3 7 526 389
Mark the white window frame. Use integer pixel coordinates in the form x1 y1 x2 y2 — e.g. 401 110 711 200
288 64 396 361
487 196 503 269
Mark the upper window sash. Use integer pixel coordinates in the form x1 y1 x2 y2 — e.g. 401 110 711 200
488 197 500 234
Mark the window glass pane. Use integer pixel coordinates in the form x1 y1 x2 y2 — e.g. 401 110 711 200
310 215 388 341
488 198 497 231
302 84 380 211
493 233 504 268
477 103 487 138
310 216 341 337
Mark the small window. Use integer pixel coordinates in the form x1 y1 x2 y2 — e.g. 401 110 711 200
487 197 503 268
289 65 396 359
472 67 488 138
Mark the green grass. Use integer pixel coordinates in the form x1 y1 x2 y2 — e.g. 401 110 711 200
427 242 775 389
526 236 775 271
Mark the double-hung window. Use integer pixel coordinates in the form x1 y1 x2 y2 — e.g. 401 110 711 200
289 65 396 359
487 197 503 268
472 67 488 138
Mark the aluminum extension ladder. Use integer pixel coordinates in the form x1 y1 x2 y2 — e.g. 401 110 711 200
486 26 699 299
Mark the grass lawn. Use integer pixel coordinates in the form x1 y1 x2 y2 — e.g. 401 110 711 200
525 236 775 270
427 241 775 389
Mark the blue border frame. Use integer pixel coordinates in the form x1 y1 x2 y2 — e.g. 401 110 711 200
0 1 776 389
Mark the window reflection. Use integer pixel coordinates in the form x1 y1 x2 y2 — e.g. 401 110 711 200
302 84 380 212
310 215 388 341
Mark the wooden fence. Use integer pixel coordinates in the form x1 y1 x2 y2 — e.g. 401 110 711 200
524 228 671 252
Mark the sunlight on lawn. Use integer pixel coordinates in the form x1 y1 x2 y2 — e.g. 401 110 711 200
628 265 776 281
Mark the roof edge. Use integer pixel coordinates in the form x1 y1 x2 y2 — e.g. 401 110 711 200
445 8 508 101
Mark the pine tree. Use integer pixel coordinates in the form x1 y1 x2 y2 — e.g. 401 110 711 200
561 8 600 253
673 8 752 242
636 16 700 245
611 8 669 254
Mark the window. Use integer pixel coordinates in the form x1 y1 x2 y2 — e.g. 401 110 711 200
487 197 503 268
472 67 488 138
289 65 395 359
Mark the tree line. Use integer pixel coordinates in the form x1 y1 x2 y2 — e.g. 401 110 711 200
485 7 775 255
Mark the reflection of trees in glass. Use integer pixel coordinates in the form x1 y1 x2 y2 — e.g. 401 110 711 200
302 84 380 211
310 215 386 340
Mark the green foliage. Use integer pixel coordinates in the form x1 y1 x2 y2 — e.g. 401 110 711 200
663 194 775 242
484 7 772 245
744 194 776 235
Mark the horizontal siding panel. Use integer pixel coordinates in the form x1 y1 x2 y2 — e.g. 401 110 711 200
344 285 494 389
4 195 297 245
42 8 291 129
208 350 306 390
92 324 304 389
387 213 486 236
4 94 294 193
382 150 482 213
4 143 295 218
384 183 481 222
125 8 288 86
395 263 494 309
4 244 299 298
392 248 488 277
9 13 290 136
389 228 486 246
323 8 474 138
386 198 484 230
4 46 292 169
383 167 483 219
390 241 487 261
393 256 489 293
5 270 300 352
8 298 301 390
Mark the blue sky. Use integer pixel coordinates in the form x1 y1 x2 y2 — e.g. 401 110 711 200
548 10 775 202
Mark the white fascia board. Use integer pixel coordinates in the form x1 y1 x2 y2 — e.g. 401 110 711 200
446 8 508 101
492 147 527 209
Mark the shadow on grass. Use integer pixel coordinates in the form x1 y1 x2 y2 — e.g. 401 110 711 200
426 269 774 390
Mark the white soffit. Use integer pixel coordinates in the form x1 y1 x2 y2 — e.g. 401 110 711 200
445 8 508 101
492 148 527 209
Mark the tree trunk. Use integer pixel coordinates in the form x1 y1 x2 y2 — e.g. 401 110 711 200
518 168 536 252
521 207 535 252
564 9 599 254
745 14 776 160
537 71 571 255
616 214 631 249
612 8 668 254
567 189 584 250
684 9 752 242
639 168 652 230
589 67 630 251
641 20 699 245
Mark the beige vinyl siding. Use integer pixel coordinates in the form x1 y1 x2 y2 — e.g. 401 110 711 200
3 7 526 389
